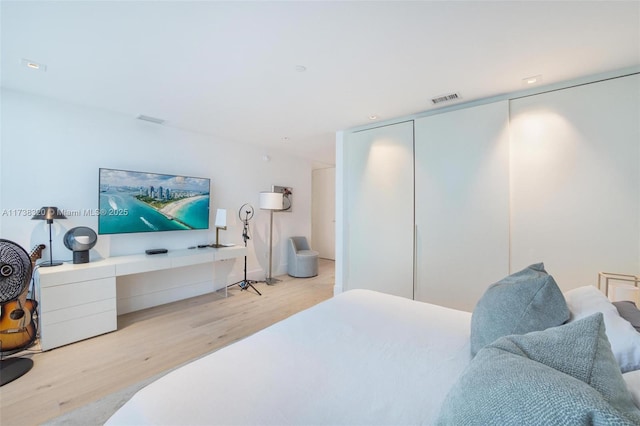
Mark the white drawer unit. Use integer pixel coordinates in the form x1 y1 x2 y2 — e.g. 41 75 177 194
35 246 246 350
37 264 117 351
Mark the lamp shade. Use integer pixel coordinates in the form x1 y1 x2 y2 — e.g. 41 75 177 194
259 192 283 210
214 209 227 228
31 207 67 222
32 206 67 267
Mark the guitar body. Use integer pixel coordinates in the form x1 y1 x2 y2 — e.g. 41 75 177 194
0 244 44 353
0 299 38 351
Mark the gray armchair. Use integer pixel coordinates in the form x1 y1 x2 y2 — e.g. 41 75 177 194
287 236 319 278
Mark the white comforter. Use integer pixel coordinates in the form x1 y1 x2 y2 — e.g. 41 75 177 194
107 289 472 425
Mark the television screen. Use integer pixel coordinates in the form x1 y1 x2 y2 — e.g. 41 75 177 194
98 168 210 235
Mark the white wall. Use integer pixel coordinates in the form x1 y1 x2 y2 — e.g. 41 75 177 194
414 101 510 310
336 72 640 303
342 121 415 299
0 88 312 283
510 75 640 288
335 131 345 295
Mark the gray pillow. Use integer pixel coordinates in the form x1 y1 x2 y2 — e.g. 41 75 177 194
614 300 640 333
437 314 640 425
470 263 569 356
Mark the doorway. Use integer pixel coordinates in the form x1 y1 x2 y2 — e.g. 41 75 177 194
311 167 335 260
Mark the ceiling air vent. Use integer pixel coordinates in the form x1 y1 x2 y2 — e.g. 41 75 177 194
431 92 461 105
137 114 165 125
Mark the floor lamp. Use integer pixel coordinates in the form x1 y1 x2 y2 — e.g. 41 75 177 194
259 191 283 285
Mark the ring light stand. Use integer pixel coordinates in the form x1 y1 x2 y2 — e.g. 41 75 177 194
228 204 262 296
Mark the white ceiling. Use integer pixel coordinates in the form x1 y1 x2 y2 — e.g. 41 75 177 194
2 1 639 167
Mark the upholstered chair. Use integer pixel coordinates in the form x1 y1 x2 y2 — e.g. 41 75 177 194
287 236 319 278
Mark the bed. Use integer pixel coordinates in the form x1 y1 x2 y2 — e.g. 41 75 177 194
107 289 472 425
107 264 640 425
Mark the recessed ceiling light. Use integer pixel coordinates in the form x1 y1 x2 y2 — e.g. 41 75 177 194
21 58 46 72
368 115 378 120
523 75 543 85
295 65 307 72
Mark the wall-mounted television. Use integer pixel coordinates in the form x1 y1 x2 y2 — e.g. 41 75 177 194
98 168 210 235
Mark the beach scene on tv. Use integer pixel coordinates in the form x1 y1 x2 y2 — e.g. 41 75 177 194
98 168 210 234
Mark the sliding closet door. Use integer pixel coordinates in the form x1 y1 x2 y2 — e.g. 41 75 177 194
344 121 415 299
510 75 640 290
414 101 510 312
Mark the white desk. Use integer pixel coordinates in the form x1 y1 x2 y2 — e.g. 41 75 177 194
36 246 246 350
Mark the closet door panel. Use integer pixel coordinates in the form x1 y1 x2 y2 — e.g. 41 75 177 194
510 75 640 289
414 101 510 311
344 121 415 298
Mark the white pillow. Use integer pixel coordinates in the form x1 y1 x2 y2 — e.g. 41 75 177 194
564 285 640 373
623 370 640 409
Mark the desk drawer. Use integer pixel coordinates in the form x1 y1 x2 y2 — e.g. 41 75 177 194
40 277 116 313
214 246 246 261
171 251 214 268
41 298 116 326
40 309 117 351
38 264 116 287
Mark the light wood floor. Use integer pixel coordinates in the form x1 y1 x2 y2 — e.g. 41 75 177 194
1 260 335 426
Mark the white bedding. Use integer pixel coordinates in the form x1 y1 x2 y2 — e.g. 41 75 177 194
107 289 472 425
624 370 640 408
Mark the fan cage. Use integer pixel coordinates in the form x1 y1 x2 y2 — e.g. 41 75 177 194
0 239 33 303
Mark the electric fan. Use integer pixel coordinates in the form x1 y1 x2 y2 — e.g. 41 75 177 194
64 226 98 264
0 239 35 386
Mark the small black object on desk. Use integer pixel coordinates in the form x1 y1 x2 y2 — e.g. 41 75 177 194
145 248 168 255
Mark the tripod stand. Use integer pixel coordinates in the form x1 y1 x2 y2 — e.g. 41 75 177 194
228 204 261 296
